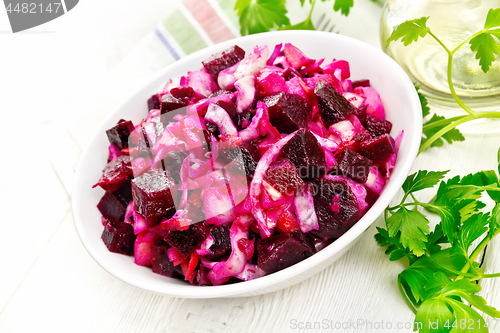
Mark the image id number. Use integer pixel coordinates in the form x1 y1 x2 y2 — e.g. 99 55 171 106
6 2 62 14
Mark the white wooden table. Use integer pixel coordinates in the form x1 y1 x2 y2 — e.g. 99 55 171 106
1 1 499 332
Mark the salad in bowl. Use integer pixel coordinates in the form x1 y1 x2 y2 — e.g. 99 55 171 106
72 30 421 298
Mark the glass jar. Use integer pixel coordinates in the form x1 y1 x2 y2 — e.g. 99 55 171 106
380 0 500 117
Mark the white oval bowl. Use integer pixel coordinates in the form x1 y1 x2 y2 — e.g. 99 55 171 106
72 30 421 298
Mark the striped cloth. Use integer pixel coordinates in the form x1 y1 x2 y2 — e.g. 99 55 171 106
153 0 240 63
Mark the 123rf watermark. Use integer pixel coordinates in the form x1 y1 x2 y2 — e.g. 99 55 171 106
290 319 421 331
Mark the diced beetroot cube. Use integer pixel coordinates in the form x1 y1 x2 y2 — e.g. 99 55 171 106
131 169 177 223
279 129 326 181
113 181 133 205
205 224 231 261
314 81 355 128
93 155 132 192
215 100 238 120
257 233 310 274
106 119 135 150
97 191 128 221
359 134 395 161
150 241 182 278
202 45 245 80
282 67 301 80
365 114 393 137
335 149 373 183
353 129 371 143
290 230 316 257
160 94 187 114
158 150 187 184
217 140 261 177
195 266 212 286
310 177 360 239
164 221 210 257
204 120 220 141
352 79 370 88
264 159 304 196
101 218 135 255
356 104 368 125
147 94 160 111
171 86 196 100
264 92 312 134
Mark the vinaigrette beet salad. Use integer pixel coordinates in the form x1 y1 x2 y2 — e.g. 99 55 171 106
94 43 401 286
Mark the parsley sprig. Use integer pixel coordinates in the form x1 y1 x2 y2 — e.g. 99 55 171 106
234 0 384 36
375 148 500 332
386 8 500 154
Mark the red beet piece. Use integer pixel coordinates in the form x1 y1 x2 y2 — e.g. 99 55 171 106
310 177 360 239
131 169 177 223
204 121 220 141
264 159 304 196
365 115 393 138
352 79 370 88
150 241 182 278
335 149 373 183
160 94 187 114
202 45 245 81
147 94 160 111
205 224 232 261
257 233 310 274
314 81 355 128
106 119 135 150
164 221 210 257
279 129 326 181
93 155 132 192
359 134 395 161
289 230 316 257
171 86 196 100
97 191 128 221
158 150 187 184
264 92 312 134
217 141 261 177
282 67 301 81
101 218 135 255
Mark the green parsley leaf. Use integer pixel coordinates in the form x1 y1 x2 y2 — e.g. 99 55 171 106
415 272 500 333
375 227 418 264
469 8 500 73
387 207 430 256
455 213 490 256
422 114 465 148
279 18 315 31
386 17 430 48
415 84 430 118
426 224 448 254
333 0 353 16
498 147 500 174
234 0 290 35
490 203 500 239
426 201 460 245
399 267 435 304
469 33 500 73
414 298 454 333
402 170 449 196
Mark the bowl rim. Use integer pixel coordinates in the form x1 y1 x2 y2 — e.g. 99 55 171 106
72 30 422 298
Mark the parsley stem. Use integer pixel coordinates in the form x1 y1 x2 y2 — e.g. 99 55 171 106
425 253 480 279
457 227 500 281
422 115 467 130
397 279 418 315
427 30 476 116
307 0 317 21
419 112 500 154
